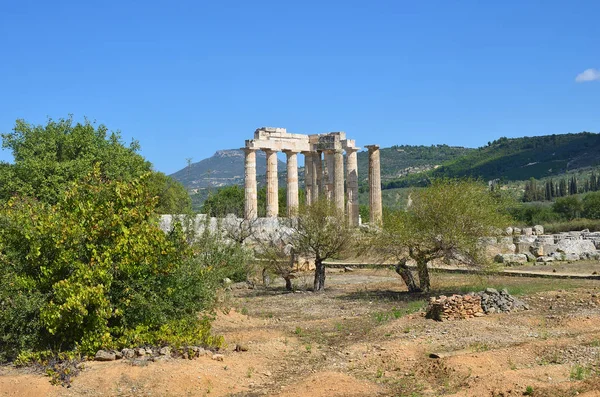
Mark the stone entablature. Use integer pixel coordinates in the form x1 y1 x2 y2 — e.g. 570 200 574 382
243 127 382 225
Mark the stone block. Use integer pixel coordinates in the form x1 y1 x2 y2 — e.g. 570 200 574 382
514 235 537 244
495 253 528 265
522 227 533 236
536 256 555 263
516 242 532 254
556 239 597 255
533 225 544 235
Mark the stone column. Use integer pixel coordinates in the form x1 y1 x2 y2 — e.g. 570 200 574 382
325 151 334 201
243 147 258 219
366 145 382 225
311 151 321 203
285 150 299 216
303 151 313 206
264 149 279 218
333 149 344 212
346 148 359 226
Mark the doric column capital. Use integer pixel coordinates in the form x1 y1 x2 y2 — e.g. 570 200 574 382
283 149 301 155
365 144 380 152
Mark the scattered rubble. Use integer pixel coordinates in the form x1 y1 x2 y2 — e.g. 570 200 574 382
94 345 217 363
490 228 600 264
477 288 529 314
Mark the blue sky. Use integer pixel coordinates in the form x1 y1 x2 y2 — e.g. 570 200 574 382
1 0 598 174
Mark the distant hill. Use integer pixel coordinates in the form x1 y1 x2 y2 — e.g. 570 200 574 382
172 145 472 191
172 132 600 206
383 132 600 189
436 132 600 179
170 149 286 189
356 144 474 183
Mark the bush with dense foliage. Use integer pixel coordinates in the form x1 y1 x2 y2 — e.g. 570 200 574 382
0 168 226 363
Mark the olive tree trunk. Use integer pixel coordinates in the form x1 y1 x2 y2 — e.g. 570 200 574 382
395 260 421 293
313 258 326 292
416 259 431 292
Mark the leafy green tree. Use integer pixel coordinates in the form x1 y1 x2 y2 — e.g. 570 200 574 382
378 179 511 292
0 117 189 213
201 185 245 217
582 192 600 219
552 196 582 220
288 199 356 292
146 171 192 214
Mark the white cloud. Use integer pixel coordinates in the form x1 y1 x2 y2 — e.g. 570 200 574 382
575 68 600 83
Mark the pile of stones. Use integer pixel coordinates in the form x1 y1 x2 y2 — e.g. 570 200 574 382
426 288 529 321
477 288 529 314
425 294 484 321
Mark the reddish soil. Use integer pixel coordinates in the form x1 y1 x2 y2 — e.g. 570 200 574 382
2 268 600 396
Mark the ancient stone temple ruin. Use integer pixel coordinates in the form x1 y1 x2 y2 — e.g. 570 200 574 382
243 127 382 225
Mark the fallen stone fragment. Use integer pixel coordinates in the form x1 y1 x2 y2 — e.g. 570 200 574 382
121 348 135 359
235 344 248 352
95 350 116 362
212 354 224 361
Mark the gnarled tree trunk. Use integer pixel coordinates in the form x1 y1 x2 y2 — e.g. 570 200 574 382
284 277 293 291
262 268 271 288
313 258 326 292
416 259 431 292
395 259 421 292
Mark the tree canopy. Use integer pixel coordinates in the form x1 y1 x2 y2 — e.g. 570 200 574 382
378 179 511 292
0 117 190 213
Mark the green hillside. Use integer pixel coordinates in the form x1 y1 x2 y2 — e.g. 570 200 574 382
433 132 600 180
384 132 600 189
356 144 473 183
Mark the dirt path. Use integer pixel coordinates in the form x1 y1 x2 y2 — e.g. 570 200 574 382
2 269 600 396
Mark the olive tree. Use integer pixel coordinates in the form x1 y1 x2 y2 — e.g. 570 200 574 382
252 230 296 290
378 179 511 292
288 199 355 292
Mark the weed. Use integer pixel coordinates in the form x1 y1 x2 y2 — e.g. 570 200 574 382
570 364 590 381
524 385 534 395
469 342 490 352
246 366 254 378
376 369 384 378
294 327 304 336
305 344 312 353
240 307 249 315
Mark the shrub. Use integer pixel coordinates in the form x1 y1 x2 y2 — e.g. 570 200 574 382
553 196 582 221
508 203 561 225
0 167 224 362
543 219 600 233
582 191 600 220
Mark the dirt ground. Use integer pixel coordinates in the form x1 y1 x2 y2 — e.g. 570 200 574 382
2 268 600 397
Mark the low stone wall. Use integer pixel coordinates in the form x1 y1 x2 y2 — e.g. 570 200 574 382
426 289 529 321
426 294 484 321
